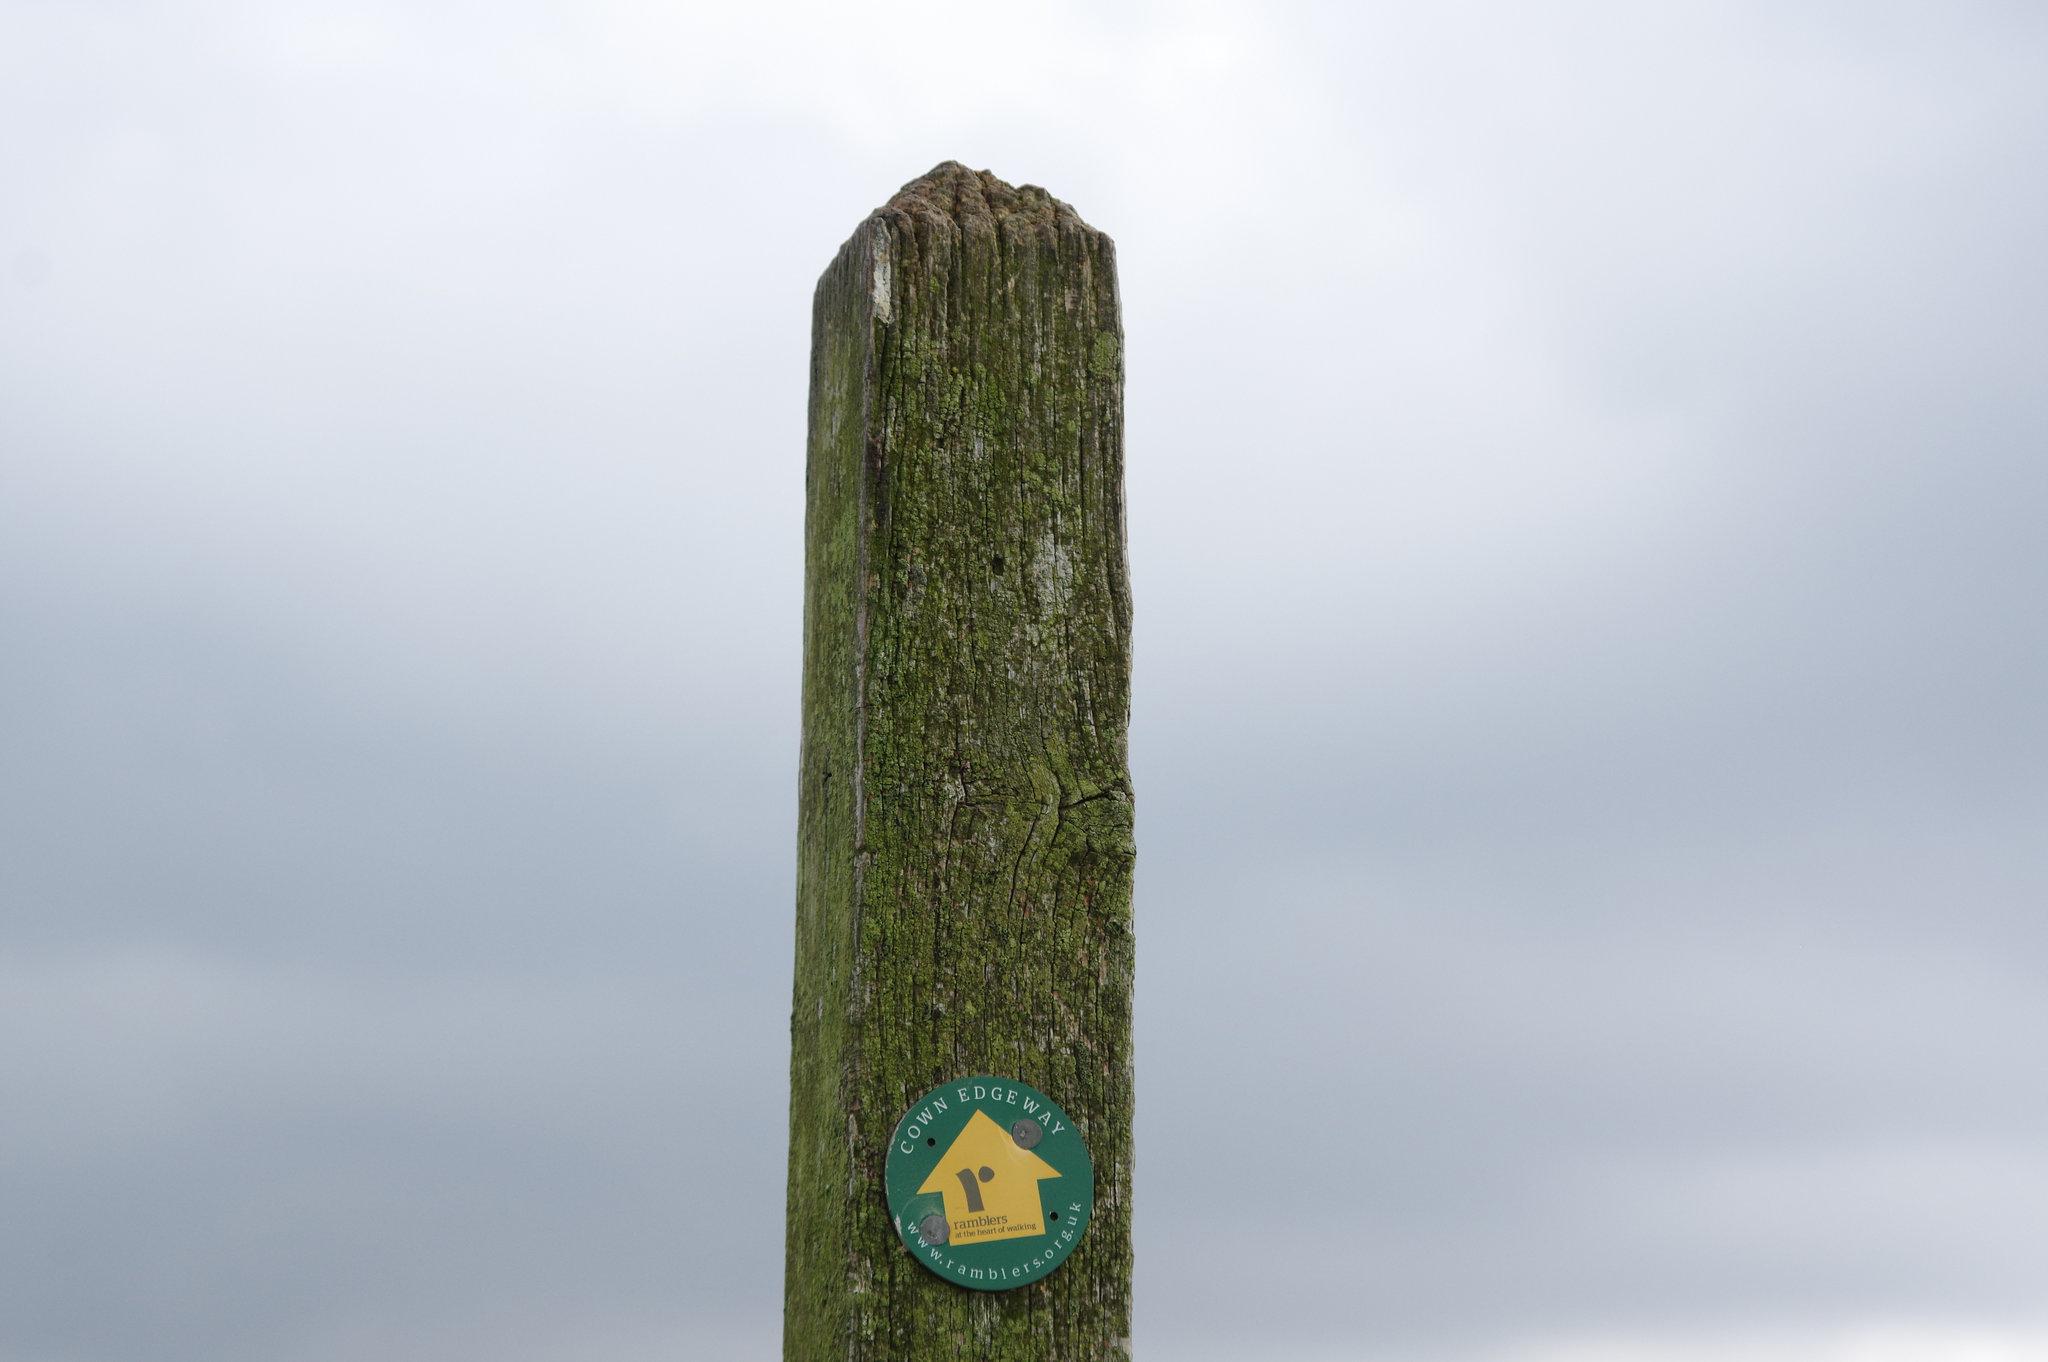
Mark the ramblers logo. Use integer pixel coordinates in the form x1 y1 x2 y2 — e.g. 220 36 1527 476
884 1077 1094 1291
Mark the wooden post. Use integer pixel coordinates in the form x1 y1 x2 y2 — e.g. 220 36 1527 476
785 163 1134 1361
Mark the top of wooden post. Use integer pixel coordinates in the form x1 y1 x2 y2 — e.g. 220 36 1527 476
868 161 1102 246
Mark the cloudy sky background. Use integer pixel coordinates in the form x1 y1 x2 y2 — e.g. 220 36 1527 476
4 1 2047 1358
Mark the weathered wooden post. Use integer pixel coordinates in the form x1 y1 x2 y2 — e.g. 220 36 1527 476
784 163 1134 1360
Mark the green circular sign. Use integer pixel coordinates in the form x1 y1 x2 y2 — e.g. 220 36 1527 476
885 1076 1093 1291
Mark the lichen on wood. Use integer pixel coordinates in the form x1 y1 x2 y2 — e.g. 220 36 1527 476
785 162 1133 1361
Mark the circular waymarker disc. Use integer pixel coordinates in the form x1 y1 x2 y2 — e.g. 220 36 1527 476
885 1076 1093 1292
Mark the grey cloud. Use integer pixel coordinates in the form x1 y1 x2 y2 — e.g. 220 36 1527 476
3 2 2046 1359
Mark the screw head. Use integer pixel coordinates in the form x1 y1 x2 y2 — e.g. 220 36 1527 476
1011 1118 1042 1149
918 1214 949 1246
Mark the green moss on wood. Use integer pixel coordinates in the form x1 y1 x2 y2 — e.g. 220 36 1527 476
785 163 1133 1362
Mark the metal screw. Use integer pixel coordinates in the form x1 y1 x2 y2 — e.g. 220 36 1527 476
1011 1118 1042 1149
919 1214 949 1246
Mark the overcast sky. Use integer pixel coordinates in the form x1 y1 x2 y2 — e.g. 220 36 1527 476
4 2 2047 1359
